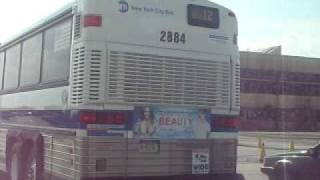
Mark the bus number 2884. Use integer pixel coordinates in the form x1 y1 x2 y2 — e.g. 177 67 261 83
160 31 186 44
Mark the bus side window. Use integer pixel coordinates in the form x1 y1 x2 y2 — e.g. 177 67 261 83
3 44 21 90
20 33 42 87
42 18 72 83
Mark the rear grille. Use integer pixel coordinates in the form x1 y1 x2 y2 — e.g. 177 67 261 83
107 51 231 108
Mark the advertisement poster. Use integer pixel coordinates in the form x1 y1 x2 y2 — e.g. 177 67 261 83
133 107 211 139
192 149 210 174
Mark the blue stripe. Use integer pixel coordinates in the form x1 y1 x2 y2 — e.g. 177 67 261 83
0 110 132 130
0 110 238 135
0 110 82 129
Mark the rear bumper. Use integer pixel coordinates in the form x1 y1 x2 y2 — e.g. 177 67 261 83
261 166 274 176
81 174 237 180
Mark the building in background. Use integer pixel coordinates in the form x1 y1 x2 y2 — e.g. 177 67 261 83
253 46 282 55
240 51 320 131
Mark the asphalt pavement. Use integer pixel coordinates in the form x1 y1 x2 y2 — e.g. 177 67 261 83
237 132 320 180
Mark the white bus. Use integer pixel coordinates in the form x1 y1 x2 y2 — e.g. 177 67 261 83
0 0 240 179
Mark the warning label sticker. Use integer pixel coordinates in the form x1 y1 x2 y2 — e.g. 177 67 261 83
192 149 210 174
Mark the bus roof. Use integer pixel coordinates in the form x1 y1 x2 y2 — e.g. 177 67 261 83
0 0 237 51
0 1 74 51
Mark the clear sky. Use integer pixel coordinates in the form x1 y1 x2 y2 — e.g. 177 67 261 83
213 0 320 58
0 0 319 58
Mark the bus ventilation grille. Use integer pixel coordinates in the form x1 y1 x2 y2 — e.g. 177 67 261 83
71 46 85 104
71 46 103 105
233 63 241 109
107 51 231 109
74 15 81 39
88 50 103 101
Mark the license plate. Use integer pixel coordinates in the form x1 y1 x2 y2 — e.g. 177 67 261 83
139 140 160 153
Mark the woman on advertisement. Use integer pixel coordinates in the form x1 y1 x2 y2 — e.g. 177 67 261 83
134 107 157 138
193 110 211 139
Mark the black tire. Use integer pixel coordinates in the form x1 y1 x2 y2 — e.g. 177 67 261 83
275 168 295 180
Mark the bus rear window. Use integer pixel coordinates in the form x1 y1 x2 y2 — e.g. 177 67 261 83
188 4 219 29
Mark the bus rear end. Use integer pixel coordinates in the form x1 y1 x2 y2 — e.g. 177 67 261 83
70 0 240 179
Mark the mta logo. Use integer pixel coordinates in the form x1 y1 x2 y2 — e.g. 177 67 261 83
119 1 129 13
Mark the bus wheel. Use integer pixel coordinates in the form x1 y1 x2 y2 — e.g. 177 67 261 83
275 168 295 180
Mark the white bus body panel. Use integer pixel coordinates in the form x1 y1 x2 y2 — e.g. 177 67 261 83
76 0 238 55
0 87 68 110
70 0 240 115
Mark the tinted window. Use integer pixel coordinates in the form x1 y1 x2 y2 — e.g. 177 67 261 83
20 33 42 86
42 18 72 82
4 44 21 90
0 52 4 89
188 4 219 28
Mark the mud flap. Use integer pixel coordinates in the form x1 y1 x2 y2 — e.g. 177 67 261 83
6 129 44 180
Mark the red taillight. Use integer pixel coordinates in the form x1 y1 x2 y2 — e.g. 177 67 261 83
79 112 126 125
98 112 126 125
80 112 97 124
84 15 102 27
228 11 236 17
213 117 240 129
224 119 240 129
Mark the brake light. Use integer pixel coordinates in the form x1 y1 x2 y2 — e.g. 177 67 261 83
80 112 97 124
79 111 126 125
97 112 125 125
212 117 240 130
84 15 102 27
